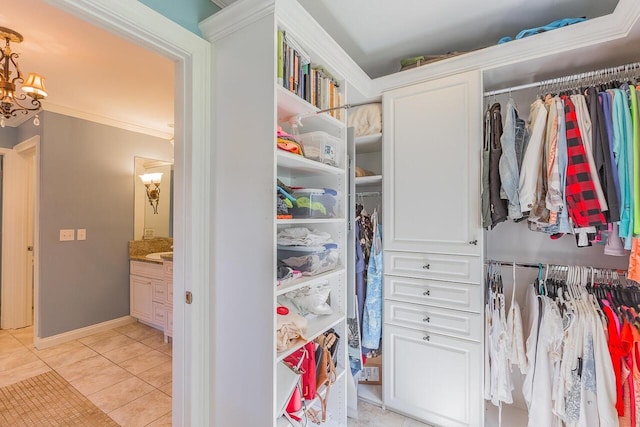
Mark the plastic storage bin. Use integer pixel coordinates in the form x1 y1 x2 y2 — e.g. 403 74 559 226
298 131 341 167
290 188 338 218
278 243 339 276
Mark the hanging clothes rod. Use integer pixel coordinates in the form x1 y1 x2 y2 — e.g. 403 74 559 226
485 260 628 273
356 191 382 197
483 61 640 97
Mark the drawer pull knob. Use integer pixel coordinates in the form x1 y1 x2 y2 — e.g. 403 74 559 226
423 316 430 323
422 264 430 270
423 336 430 341
423 290 431 296
469 239 478 245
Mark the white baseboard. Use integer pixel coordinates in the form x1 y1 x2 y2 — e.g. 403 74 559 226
34 316 136 350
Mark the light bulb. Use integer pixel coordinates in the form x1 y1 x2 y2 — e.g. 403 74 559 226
0 119 5 128
33 115 40 126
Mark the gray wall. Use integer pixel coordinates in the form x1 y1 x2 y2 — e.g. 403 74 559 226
38 112 173 337
0 126 19 148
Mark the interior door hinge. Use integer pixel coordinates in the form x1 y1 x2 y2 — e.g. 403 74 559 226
185 291 193 304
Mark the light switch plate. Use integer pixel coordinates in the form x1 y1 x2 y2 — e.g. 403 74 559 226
59 229 75 241
77 229 86 240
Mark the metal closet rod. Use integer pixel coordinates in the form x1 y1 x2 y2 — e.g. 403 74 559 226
483 61 640 97
356 191 382 197
485 260 628 273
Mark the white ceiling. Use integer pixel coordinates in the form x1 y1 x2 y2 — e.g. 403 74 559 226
0 0 174 138
297 0 620 79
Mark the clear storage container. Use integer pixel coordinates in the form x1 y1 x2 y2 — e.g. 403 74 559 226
277 243 339 276
298 131 341 167
290 188 338 218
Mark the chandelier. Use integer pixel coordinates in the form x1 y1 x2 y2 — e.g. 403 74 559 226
0 26 47 127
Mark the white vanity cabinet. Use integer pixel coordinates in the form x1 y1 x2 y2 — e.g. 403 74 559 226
382 70 484 426
130 259 173 341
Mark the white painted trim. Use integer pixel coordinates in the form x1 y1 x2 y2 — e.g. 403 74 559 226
200 0 275 42
41 1 212 426
33 316 136 349
43 102 173 140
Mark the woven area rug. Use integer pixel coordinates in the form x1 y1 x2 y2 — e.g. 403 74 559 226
0 370 119 426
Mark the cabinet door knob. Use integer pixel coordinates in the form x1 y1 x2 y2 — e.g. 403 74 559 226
422 290 431 296
469 239 478 245
423 316 430 323
423 335 430 341
422 264 430 270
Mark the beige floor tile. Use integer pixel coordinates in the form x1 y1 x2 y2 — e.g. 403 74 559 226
146 411 172 426
108 389 171 427
0 347 40 372
42 345 98 369
119 350 171 376
0 359 50 387
140 334 165 349
115 322 161 341
402 417 434 427
0 335 27 356
9 326 34 345
85 333 137 354
156 342 172 356
87 376 155 413
70 363 133 395
158 381 172 397
55 354 116 383
138 361 172 388
347 401 407 427
33 340 85 359
78 329 122 346
103 342 154 364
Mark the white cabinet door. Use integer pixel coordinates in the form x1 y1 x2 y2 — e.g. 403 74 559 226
383 70 482 255
130 275 153 322
383 324 482 427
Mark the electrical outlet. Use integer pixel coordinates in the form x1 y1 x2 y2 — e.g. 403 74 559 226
77 229 86 241
59 229 75 241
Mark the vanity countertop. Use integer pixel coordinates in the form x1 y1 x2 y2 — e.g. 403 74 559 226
129 255 163 264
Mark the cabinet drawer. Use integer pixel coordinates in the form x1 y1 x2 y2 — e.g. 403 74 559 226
163 261 173 276
166 281 173 306
383 323 482 427
384 300 482 342
152 301 165 326
130 261 164 280
385 251 481 284
385 276 482 312
153 282 166 303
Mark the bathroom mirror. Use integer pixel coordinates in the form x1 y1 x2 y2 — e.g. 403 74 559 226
134 156 173 240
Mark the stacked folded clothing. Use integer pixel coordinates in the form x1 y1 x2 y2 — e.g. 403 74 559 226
277 126 304 156
277 227 339 276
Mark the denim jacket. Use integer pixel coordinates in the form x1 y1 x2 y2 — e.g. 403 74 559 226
499 99 523 219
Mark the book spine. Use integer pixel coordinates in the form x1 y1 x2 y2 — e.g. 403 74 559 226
277 30 284 87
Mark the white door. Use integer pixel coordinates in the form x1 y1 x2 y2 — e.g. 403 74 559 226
383 324 482 427
383 70 482 255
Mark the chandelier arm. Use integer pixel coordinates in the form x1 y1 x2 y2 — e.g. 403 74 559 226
3 94 42 117
8 53 23 84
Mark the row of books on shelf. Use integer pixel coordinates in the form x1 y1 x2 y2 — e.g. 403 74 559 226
277 30 342 120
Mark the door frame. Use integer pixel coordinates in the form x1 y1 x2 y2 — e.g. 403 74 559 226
44 1 213 425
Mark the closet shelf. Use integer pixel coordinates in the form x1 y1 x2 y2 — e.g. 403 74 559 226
277 150 344 176
277 218 345 226
355 133 382 153
276 267 345 295
277 86 344 130
276 312 345 362
355 175 382 186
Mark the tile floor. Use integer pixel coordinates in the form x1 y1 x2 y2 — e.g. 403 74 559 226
1 322 429 427
0 321 172 427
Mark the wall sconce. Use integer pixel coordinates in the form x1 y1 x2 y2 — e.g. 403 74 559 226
139 173 162 214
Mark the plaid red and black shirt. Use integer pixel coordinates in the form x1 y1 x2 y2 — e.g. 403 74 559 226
562 96 606 228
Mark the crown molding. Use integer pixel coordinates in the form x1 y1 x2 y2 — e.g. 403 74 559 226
210 0 236 7
43 102 173 140
200 0 275 42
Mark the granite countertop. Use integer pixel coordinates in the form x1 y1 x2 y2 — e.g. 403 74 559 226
129 255 163 264
160 253 173 262
129 237 174 264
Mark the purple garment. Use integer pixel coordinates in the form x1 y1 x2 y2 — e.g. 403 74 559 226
600 92 621 207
